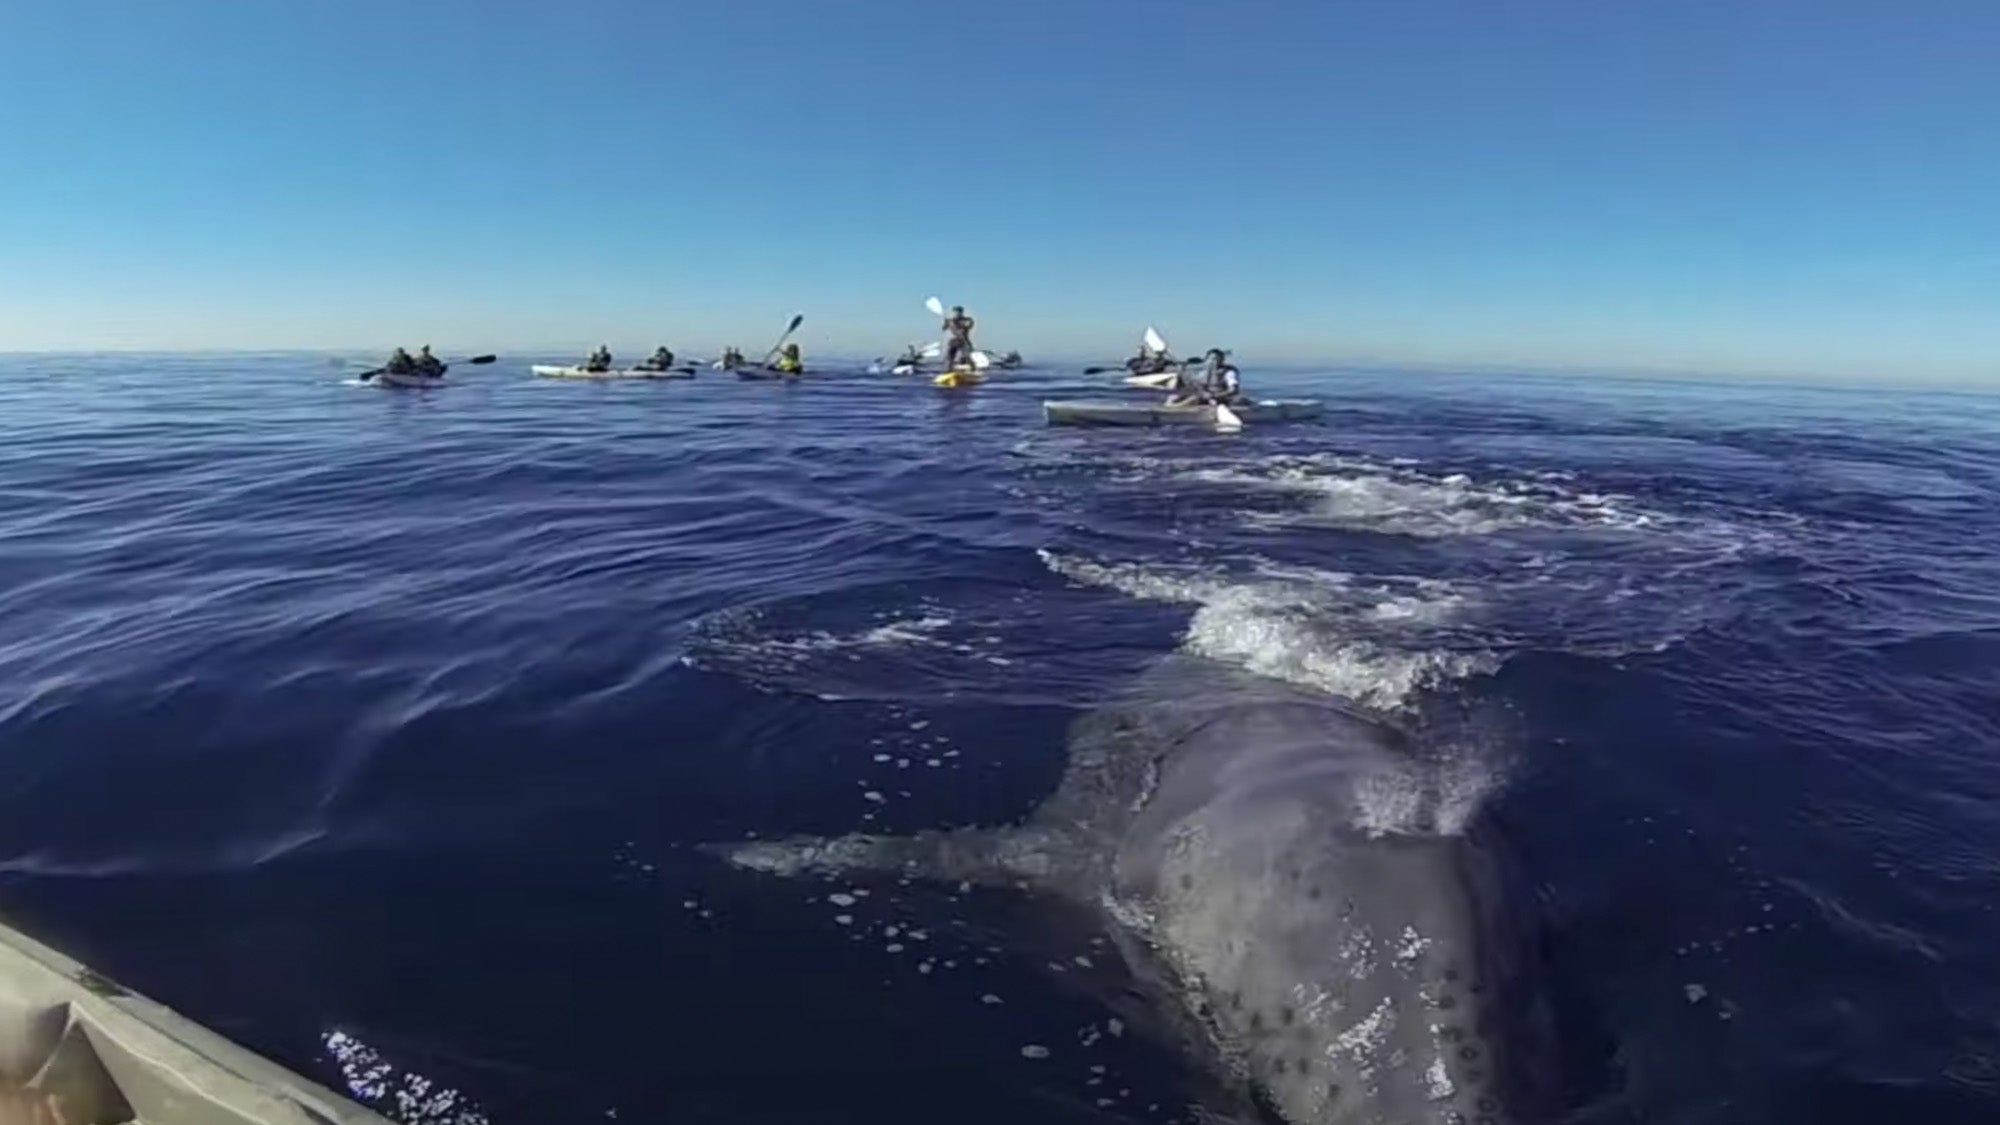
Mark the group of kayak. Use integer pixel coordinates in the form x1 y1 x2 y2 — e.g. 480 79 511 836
1042 327 1324 429
529 343 806 380
1131 346 1246 406
367 303 1323 429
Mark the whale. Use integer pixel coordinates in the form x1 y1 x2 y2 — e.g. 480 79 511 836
714 658 1544 1124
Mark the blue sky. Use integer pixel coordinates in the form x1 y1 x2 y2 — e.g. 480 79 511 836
1 0 1995 379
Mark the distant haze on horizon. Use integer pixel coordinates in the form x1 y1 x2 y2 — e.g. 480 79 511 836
2 0 1995 383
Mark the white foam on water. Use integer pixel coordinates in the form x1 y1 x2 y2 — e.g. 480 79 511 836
1350 743 1502 837
1183 454 1659 538
323 1030 490 1125
698 611 955 667
1038 550 1493 710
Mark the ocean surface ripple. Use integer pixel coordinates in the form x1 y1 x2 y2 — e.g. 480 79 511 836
3 352 1998 1123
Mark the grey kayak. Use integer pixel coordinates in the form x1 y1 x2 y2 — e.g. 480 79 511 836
1044 398 1323 427
0 917 391 1123
374 370 447 388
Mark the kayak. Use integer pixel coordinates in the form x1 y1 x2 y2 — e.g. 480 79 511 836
532 365 692 380
934 369 984 388
891 363 924 376
1043 399 1324 427
1123 371 1182 390
376 370 447 388
1 917 395 1123
739 367 802 380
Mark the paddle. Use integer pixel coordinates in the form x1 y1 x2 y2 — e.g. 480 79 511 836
1213 400 1243 431
358 353 496 381
925 296 946 318
760 313 806 365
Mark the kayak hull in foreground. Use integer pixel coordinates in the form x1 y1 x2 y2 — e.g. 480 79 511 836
532 365 692 380
1043 399 1323 427
738 368 802 380
0 918 393 1123
934 370 985 387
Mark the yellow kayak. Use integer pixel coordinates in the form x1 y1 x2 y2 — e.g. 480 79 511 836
933 369 985 388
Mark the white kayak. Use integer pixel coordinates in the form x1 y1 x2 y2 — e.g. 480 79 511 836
891 363 923 376
1044 399 1324 427
1 918 395 1123
1122 371 1182 390
376 370 448 388
532 364 692 380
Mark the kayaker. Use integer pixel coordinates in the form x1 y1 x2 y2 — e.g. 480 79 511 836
723 347 745 369
414 345 444 376
584 345 613 373
642 346 675 371
1199 348 1243 404
774 342 805 374
942 305 976 369
1126 345 1172 376
897 344 925 367
384 347 417 375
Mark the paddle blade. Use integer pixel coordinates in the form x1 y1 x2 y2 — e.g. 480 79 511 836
1144 326 1168 355
786 313 804 333
919 341 942 359
463 354 498 365
1214 403 1244 432
925 296 946 317
970 351 991 370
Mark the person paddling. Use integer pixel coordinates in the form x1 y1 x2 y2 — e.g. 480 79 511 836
384 347 417 375
583 345 614 373
1162 350 1239 406
773 342 805 374
942 305 976 369
640 346 675 371
414 345 444 376
721 347 745 370
1126 343 1174 376
1199 348 1243 404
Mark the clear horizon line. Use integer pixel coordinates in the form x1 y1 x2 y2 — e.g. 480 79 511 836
0 346 1990 390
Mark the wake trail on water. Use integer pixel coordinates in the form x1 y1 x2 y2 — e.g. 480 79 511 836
1035 550 1492 711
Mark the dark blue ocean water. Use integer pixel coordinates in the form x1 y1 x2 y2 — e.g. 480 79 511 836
2 353 1998 1124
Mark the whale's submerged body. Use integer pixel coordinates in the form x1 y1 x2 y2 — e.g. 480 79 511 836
718 659 1544 1124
